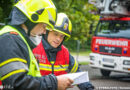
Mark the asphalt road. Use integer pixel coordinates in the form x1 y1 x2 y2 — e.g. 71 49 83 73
67 56 130 90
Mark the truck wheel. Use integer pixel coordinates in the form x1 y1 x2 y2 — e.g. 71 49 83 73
100 69 111 77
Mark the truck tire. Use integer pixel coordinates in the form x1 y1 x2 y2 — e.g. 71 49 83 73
100 69 111 77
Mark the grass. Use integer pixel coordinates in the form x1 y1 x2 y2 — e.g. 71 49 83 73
70 49 91 65
70 49 92 56
78 61 90 65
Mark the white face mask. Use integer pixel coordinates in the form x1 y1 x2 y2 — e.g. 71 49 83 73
29 35 42 46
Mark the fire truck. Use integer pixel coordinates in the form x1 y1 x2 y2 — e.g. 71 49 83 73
89 0 130 76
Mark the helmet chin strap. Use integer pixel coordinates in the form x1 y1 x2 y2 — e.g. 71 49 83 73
43 30 49 41
24 19 38 36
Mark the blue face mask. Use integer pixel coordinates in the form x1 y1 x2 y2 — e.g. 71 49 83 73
29 35 42 46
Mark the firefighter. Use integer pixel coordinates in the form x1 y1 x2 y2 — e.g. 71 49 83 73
0 0 73 90
33 13 94 90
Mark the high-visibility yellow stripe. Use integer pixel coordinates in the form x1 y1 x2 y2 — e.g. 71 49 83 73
39 63 69 68
0 58 27 67
50 61 55 64
40 68 51 71
70 60 78 73
1 69 26 81
54 65 68 68
39 63 51 67
54 69 66 71
40 65 68 70
40 67 67 71
39 63 69 72
73 62 78 73
70 60 76 72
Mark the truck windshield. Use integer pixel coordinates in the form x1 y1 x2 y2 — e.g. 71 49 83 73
95 20 130 38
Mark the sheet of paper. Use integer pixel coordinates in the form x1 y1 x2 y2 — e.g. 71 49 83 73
61 71 89 85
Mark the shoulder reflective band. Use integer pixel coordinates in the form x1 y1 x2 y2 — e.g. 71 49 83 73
1 69 26 81
0 58 27 67
70 59 78 73
0 58 28 81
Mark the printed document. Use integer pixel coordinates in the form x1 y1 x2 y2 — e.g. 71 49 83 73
61 71 89 85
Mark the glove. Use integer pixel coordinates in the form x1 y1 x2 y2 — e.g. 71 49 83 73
78 82 94 90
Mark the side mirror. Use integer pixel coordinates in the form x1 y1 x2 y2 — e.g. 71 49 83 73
89 23 93 34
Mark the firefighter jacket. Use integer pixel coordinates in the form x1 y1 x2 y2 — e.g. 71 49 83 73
0 25 57 90
33 42 70 76
33 37 79 76
33 36 94 90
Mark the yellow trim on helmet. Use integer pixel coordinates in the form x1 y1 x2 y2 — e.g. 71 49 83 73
53 28 71 37
68 20 72 33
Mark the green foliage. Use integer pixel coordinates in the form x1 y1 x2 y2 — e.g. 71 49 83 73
0 7 3 22
0 0 100 51
63 39 91 52
63 39 77 51
78 62 89 65
53 0 99 50
0 0 14 22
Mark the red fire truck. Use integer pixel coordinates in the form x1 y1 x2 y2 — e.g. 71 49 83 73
89 17 130 76
89 0 130 76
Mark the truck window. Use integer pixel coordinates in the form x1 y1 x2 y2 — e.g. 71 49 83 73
95 20 130 38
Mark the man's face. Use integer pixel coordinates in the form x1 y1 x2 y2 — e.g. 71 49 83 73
30 23 47 36
29 23 47 46
47 30 65 48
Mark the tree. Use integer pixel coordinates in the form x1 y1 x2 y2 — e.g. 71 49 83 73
0 0 99 50
53 0 99 50
0 0 14 22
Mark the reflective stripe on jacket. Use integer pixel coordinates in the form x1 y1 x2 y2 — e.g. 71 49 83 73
33 41 70 76
0 25 41 81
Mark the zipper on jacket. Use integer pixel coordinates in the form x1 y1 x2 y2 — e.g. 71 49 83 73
50 61 55 74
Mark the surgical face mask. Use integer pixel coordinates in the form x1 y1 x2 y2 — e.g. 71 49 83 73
29 35 42 46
